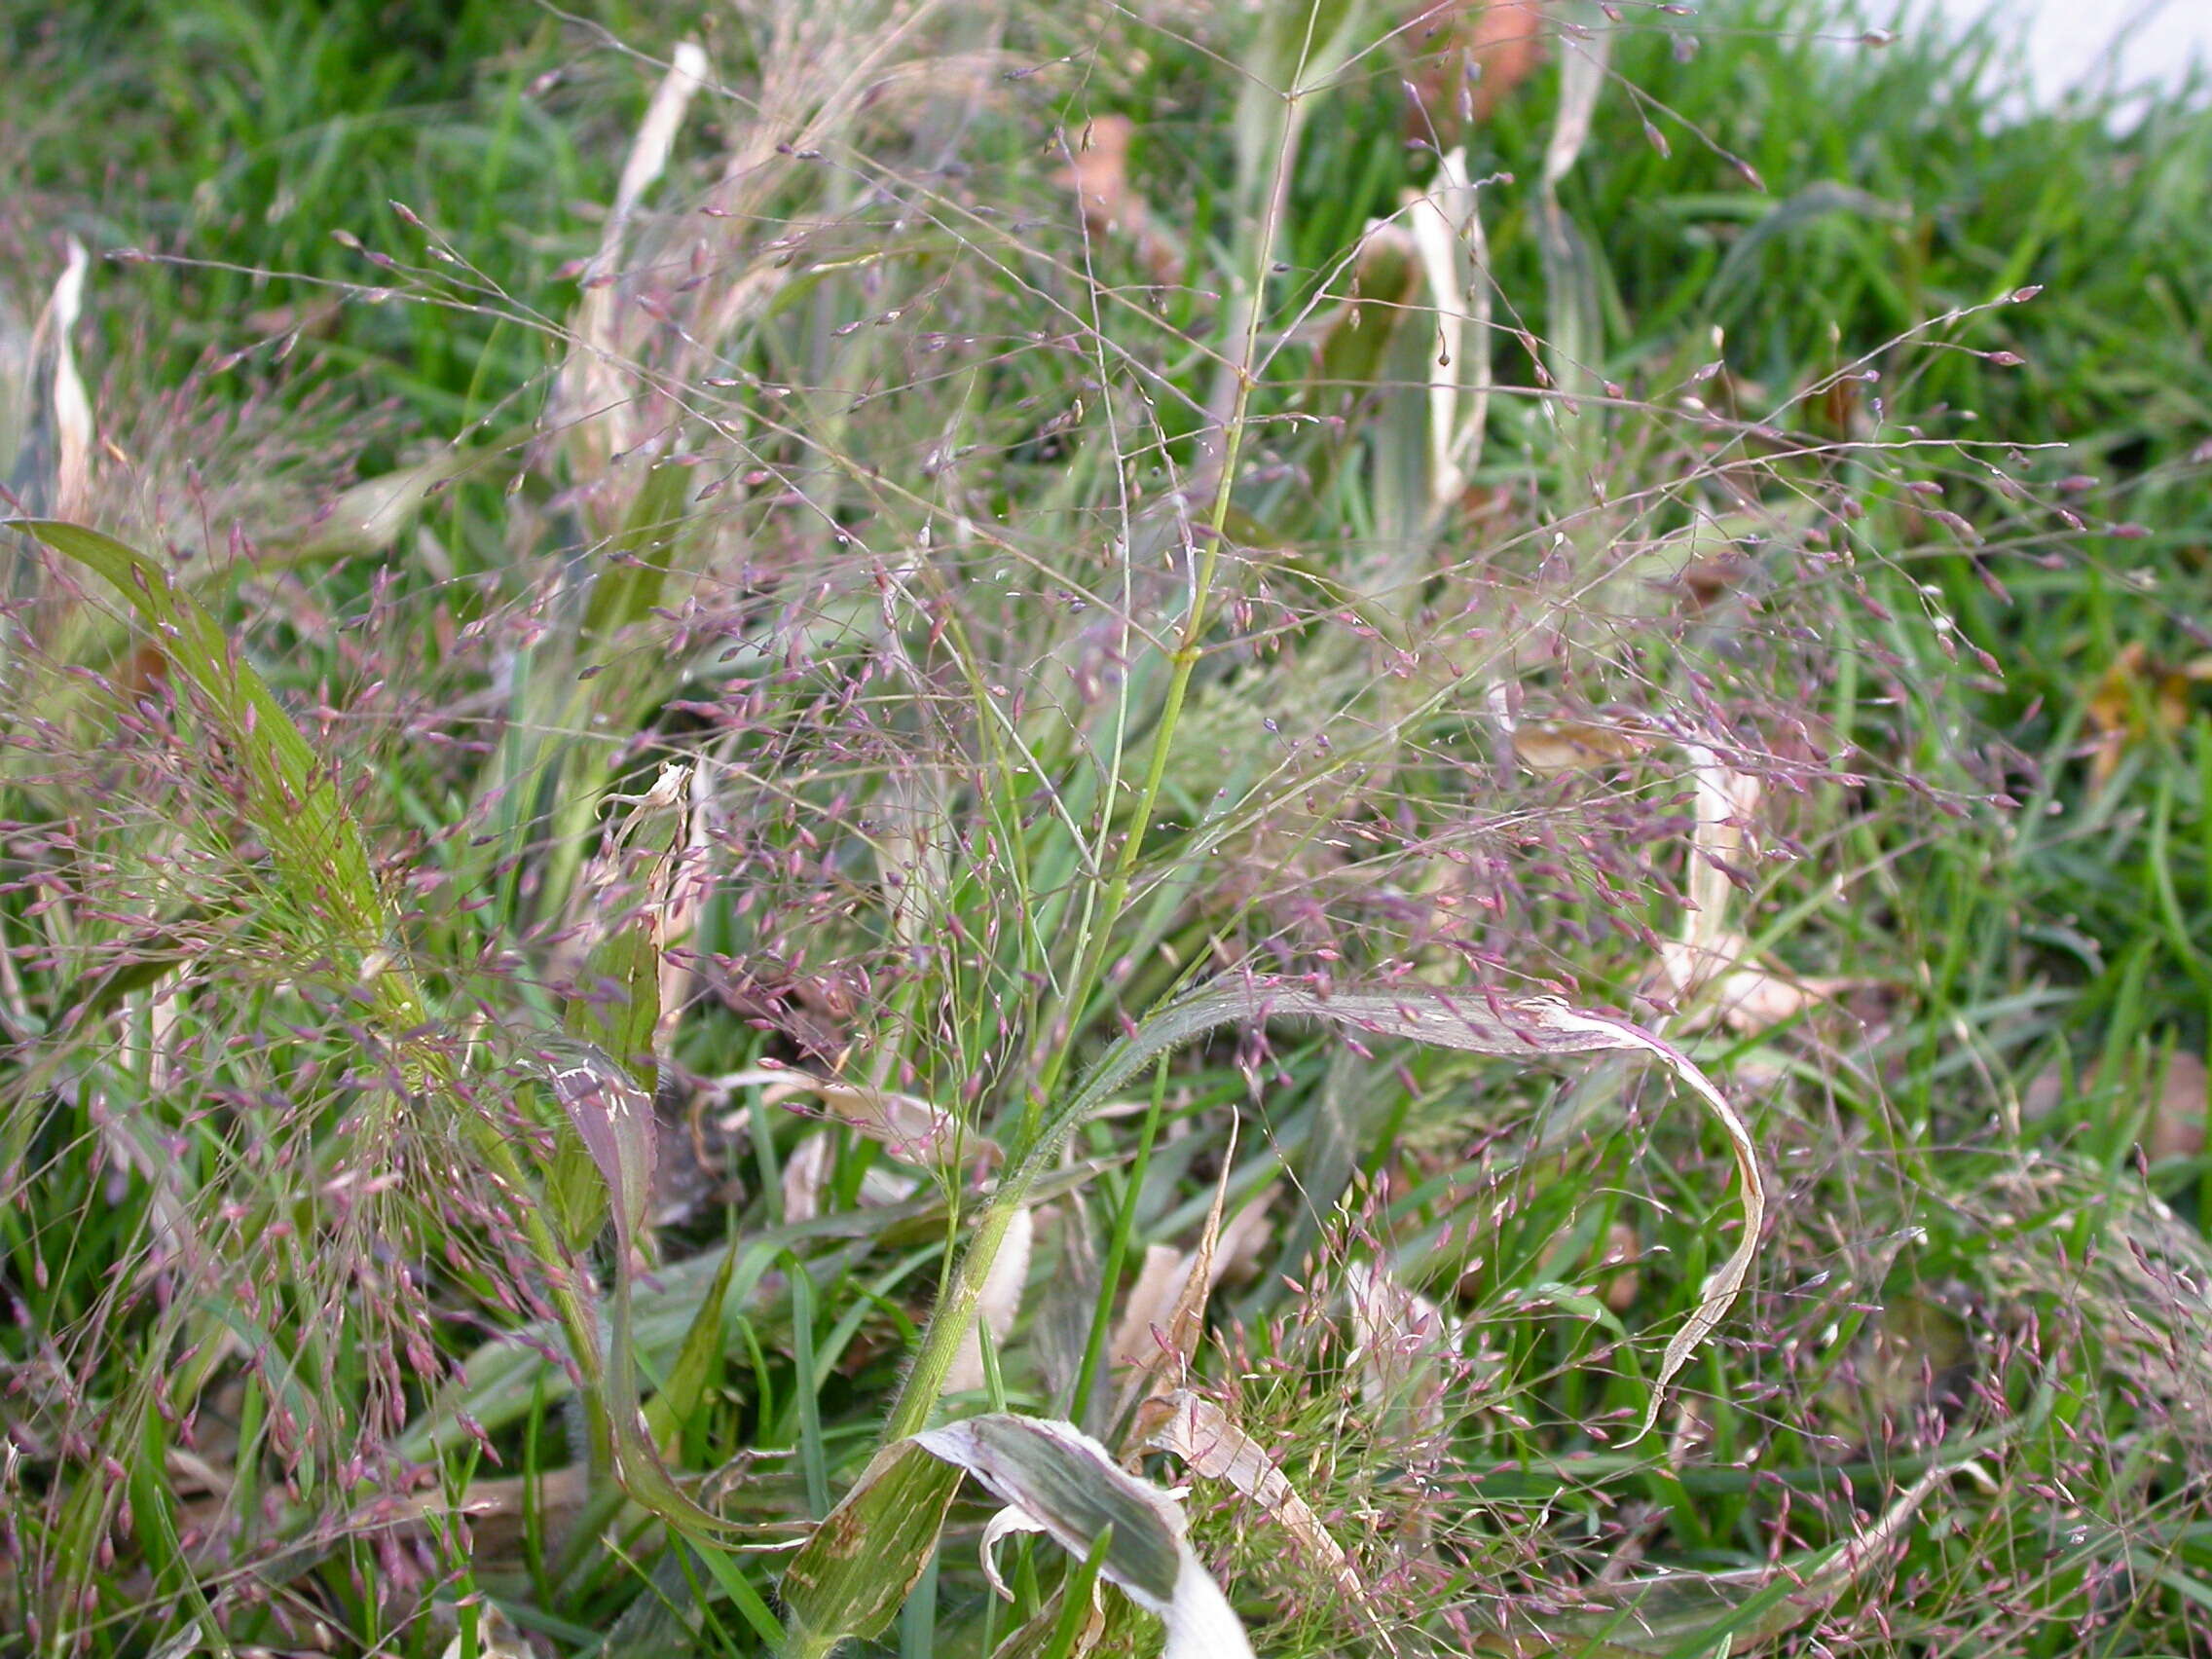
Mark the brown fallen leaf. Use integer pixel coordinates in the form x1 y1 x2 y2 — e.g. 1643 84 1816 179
1057 114 1182 283
1108 1190 1273 1382
2083 642 2212 789
1403 2 1550 142
2151 1050 2207 1162
1511 716 1649 777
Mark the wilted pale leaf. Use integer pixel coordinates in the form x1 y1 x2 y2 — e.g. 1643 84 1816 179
912 1416 1257 1659
437 1612 533 1659
44 238 93 522
554 40 710 490
979 1502 1052 1600
721 1065 989 1168
1512 717 1649 777
1659 932 1850 1035
1681 747 1761 945
945 1205 1034 1394
1109 1195 1272 1382
881 968 1762 1527
1344 1260 1452 1441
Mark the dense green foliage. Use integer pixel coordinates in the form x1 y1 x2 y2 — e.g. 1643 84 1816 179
3 2 2209 1654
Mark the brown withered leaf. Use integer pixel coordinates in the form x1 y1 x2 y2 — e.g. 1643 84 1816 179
724 1065 999 1168
2083 642 2212 789
2151 1050 2207 1162
1130 977 1759 1439
1108 1192 1273 1383
1403 2 1550 141
1512 716 1649 776
1057 114 1182 282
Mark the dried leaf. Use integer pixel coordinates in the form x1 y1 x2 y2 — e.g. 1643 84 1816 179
43 238 93 521
554 40 711 491
1535 2 1611 407
2151 1051 2208 1162
1058 114 1182 282
1658 932 1850 1036
565 758 693 1089
807 1079 978 1166
945 1206 1035 1394
1659 750 1853 1034
725 1065 995 1168
1109 1195 1272 1382
1136 1388 1386 1646
1513 716 1649 776
2085 641 2208 789
1126 978 1762 1439
437 1604 533 1659
782 1130 835 1224
980 1503 1052 1600
1409 146 1492 511
1344 1260 1451 1440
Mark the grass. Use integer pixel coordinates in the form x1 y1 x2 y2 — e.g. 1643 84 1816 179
3 0 2211 1654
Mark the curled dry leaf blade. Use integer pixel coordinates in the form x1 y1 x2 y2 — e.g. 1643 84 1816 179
1116 1121 1240 1403
556 40 711 489
1136 1388 1388 1645
887 970 1761 1555
722 1065 994 1167
1133 978 1762 1439
43 238 93 521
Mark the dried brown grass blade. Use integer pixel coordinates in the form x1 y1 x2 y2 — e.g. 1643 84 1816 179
1136 1388 1395 1652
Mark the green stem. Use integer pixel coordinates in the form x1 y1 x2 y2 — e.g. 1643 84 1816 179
873 129 1299 1452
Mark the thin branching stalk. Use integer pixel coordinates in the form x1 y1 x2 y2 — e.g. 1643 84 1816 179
872 19 1323 1455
